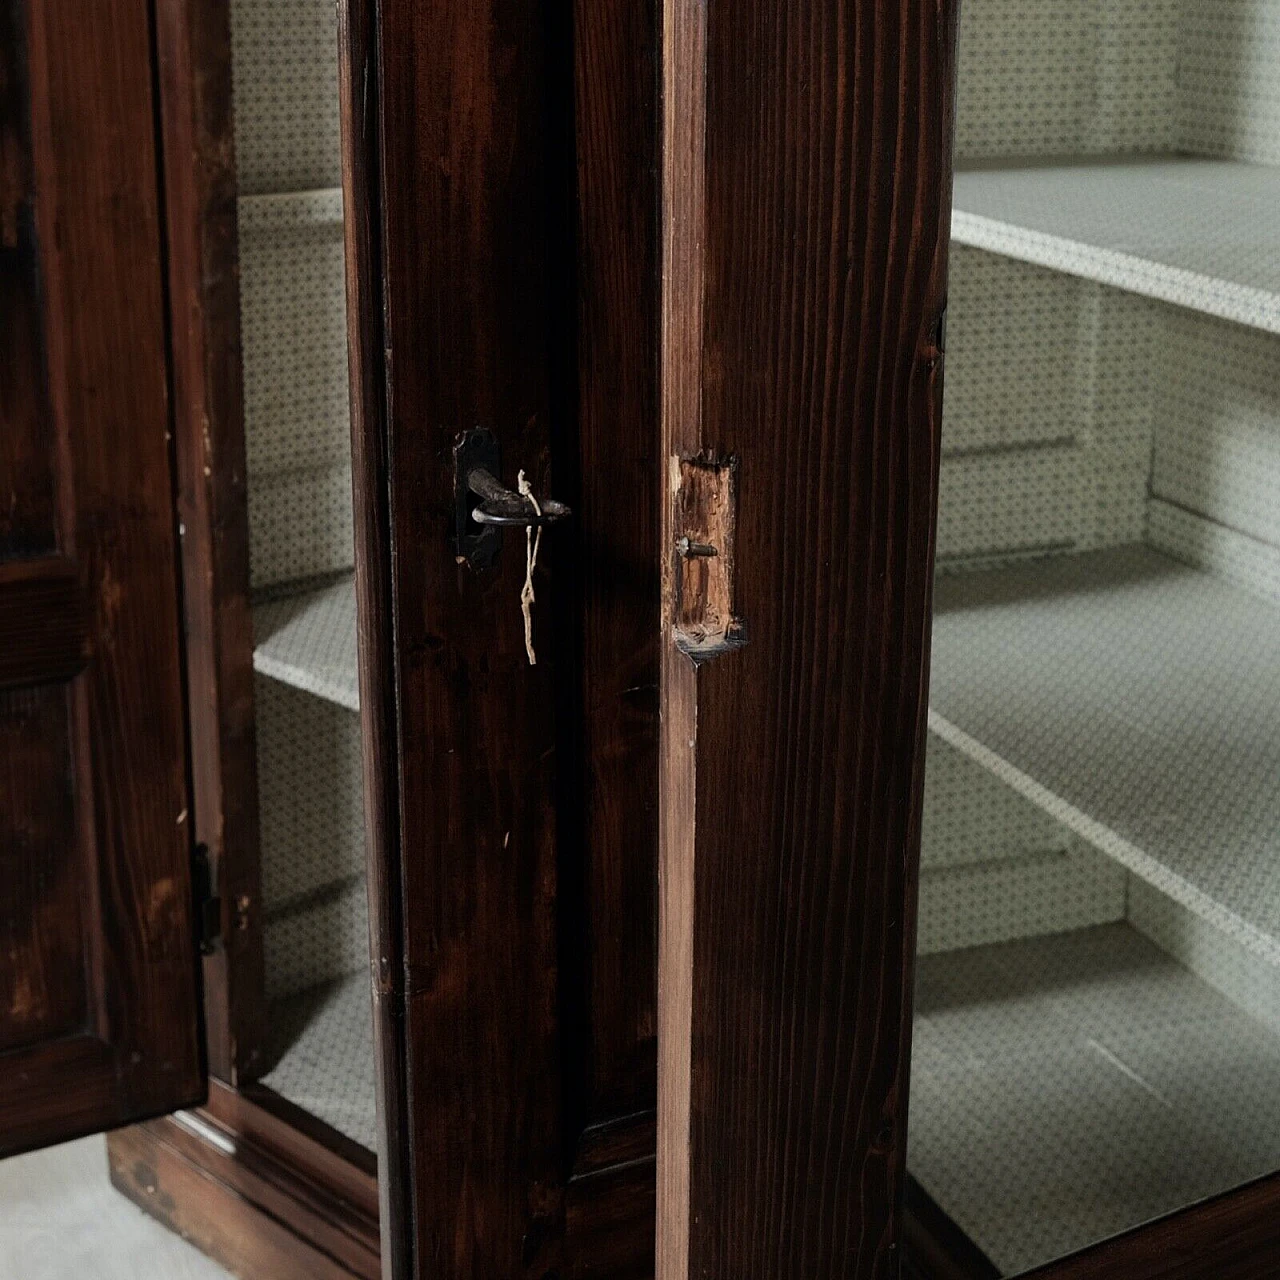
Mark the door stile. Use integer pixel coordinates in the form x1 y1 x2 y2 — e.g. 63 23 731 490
654 0 708 1265
336 0 414 1273
151 0 268 1086
570 0 663 1122
338 0 567 1273
656 0 960 1275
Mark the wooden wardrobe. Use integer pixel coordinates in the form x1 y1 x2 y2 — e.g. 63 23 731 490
14 0 1280 1278
0 0 954 1274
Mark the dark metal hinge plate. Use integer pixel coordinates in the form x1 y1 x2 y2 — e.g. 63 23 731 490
192 843 221 955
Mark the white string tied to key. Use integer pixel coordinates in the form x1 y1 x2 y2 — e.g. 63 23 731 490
517 469 542 665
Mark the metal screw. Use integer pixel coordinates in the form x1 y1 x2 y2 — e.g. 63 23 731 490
676 536 718 559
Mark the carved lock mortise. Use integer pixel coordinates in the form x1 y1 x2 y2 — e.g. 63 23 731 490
668 453 746 664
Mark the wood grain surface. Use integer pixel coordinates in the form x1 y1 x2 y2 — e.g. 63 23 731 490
340 0 668 1272
0 0 203 1154
340 0 565 1272
153 0 267 1086
569 0 662 1125
657 0 959 1275
110 1081 381 1280
0 556 88 689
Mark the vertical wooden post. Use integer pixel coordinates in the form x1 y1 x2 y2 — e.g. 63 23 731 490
657 0 960 1275
339 0 565 1273
152 0 266 1087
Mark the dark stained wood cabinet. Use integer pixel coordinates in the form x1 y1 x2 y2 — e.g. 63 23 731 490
5 0 675 1272
36 2 1280 1280
11 3 1280 1280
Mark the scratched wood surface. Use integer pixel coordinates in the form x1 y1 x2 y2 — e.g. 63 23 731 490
657 0 959 1275
339 0 665 1271
0 0 202 1153
153 0 267 1087
340 0 564 1272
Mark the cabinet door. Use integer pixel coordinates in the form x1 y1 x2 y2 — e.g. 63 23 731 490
340 0 660 1272
0 0 204 1155
654 1 958 1275
339 0 956 1275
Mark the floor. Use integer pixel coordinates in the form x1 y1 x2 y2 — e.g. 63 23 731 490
0 1135 232 1280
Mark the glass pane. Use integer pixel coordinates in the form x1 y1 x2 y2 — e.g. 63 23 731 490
908 2 1280 1273
232 0 376 1151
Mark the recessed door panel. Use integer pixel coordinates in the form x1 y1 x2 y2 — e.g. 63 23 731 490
0 0 203 1156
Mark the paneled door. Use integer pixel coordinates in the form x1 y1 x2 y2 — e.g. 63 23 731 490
339 1 958 1278
0 0 204 1154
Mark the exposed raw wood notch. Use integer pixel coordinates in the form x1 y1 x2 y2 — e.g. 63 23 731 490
669 454 746 664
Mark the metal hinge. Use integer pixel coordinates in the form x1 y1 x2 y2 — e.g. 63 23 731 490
192 843 222 955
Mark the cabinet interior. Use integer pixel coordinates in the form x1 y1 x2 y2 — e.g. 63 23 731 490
229 0 375 1151
910 1 1280 1274
217 0 1280 1249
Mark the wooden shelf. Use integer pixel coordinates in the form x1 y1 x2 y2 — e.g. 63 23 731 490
951 160 1280 334
929 544 1280 963
910 923 1280 1275
253 575 359 711
262 974 375 1153
237 187 343 232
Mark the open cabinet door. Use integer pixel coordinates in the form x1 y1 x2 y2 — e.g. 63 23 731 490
0 0 204 1156
655 0 958 1276
339 0 955 1274
339 0 661 1275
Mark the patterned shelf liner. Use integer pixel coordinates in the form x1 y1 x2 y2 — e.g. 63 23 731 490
910 923 1280 1275
238 187 343 232
952 160 1280 334
229 0 370 1156
929 543 1280 966
253 574 359 712
261 973 375 1152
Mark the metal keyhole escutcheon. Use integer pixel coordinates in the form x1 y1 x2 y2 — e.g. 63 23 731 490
453 428 571 569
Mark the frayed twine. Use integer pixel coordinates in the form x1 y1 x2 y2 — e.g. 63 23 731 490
517 470 542 665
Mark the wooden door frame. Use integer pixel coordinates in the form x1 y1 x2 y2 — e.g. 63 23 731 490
655 0 960 1274
151 0 268 1089
338 0 662 1274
